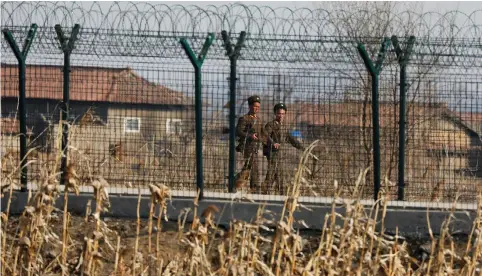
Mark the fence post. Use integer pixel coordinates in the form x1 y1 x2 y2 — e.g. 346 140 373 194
221 30 247 193
391 35 416 201
180 33 215 200
357 38 390 201
55 24 80 185
2 24 38 192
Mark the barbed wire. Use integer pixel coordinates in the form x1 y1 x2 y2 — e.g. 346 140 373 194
1 2 481 69
2 2 481 38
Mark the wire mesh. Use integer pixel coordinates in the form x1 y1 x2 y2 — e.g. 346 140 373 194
1 2 481 206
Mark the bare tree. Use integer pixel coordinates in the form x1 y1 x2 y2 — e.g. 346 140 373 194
306 2 468 198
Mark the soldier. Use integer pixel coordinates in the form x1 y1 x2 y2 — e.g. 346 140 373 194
235 95 264 192
262 103 304 194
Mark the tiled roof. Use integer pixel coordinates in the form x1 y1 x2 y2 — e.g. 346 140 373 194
278 101 449 128
1 63 192 106
457 112 482 136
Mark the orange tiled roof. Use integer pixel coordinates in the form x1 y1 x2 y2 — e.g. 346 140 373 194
1 63 192 106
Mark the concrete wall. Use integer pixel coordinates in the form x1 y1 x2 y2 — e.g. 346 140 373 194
1 192 476 238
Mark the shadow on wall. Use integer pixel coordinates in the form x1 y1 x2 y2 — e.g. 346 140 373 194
468 134 482 178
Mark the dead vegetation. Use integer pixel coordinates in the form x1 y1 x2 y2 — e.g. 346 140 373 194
2 112 481 203
1 138 481 275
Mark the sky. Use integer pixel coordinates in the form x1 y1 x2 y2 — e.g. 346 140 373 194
78 1 482 19
3 1 481 37
171 1 480 14
68 1 481 14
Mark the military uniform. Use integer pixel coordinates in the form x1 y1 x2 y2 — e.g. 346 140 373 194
263 104 304 194
235 96 264 191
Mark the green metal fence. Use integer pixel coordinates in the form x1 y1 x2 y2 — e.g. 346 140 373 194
1 2 481 205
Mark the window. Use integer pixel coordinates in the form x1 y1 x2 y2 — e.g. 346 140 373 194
124 117 141 133
0 112 16 118
166 119 182 134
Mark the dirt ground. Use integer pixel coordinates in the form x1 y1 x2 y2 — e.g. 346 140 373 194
3 212 472 275
4 213 189 274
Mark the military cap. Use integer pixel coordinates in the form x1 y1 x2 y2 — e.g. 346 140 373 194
247 95 261 105
273 103 287 112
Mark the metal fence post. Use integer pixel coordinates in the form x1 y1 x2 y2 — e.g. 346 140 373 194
55 24 80 185
2 24 38 192
391 35 416 201
357 38 391 201
180 33 215 200
221 30 247 193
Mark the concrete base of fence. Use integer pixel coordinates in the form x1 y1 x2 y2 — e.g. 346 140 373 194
2 191 477 237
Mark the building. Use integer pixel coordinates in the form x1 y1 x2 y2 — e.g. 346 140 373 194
1 63 195 182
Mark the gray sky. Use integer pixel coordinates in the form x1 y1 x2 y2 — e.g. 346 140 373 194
90 1 482 18
3 1 481 35
168 1 480 14
87 1 481 14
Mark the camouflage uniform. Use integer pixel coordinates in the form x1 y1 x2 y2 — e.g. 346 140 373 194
235 108 264 191
263 119 304 194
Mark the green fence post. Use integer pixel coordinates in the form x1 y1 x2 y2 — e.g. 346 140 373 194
55 24 80 185
221 30 247 193
180 33 215 200
391 35 416 201
357 38 391 201
2 24 38 192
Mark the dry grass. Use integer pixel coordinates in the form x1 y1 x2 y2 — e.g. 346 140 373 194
3 116 481 203
1 134 481 275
